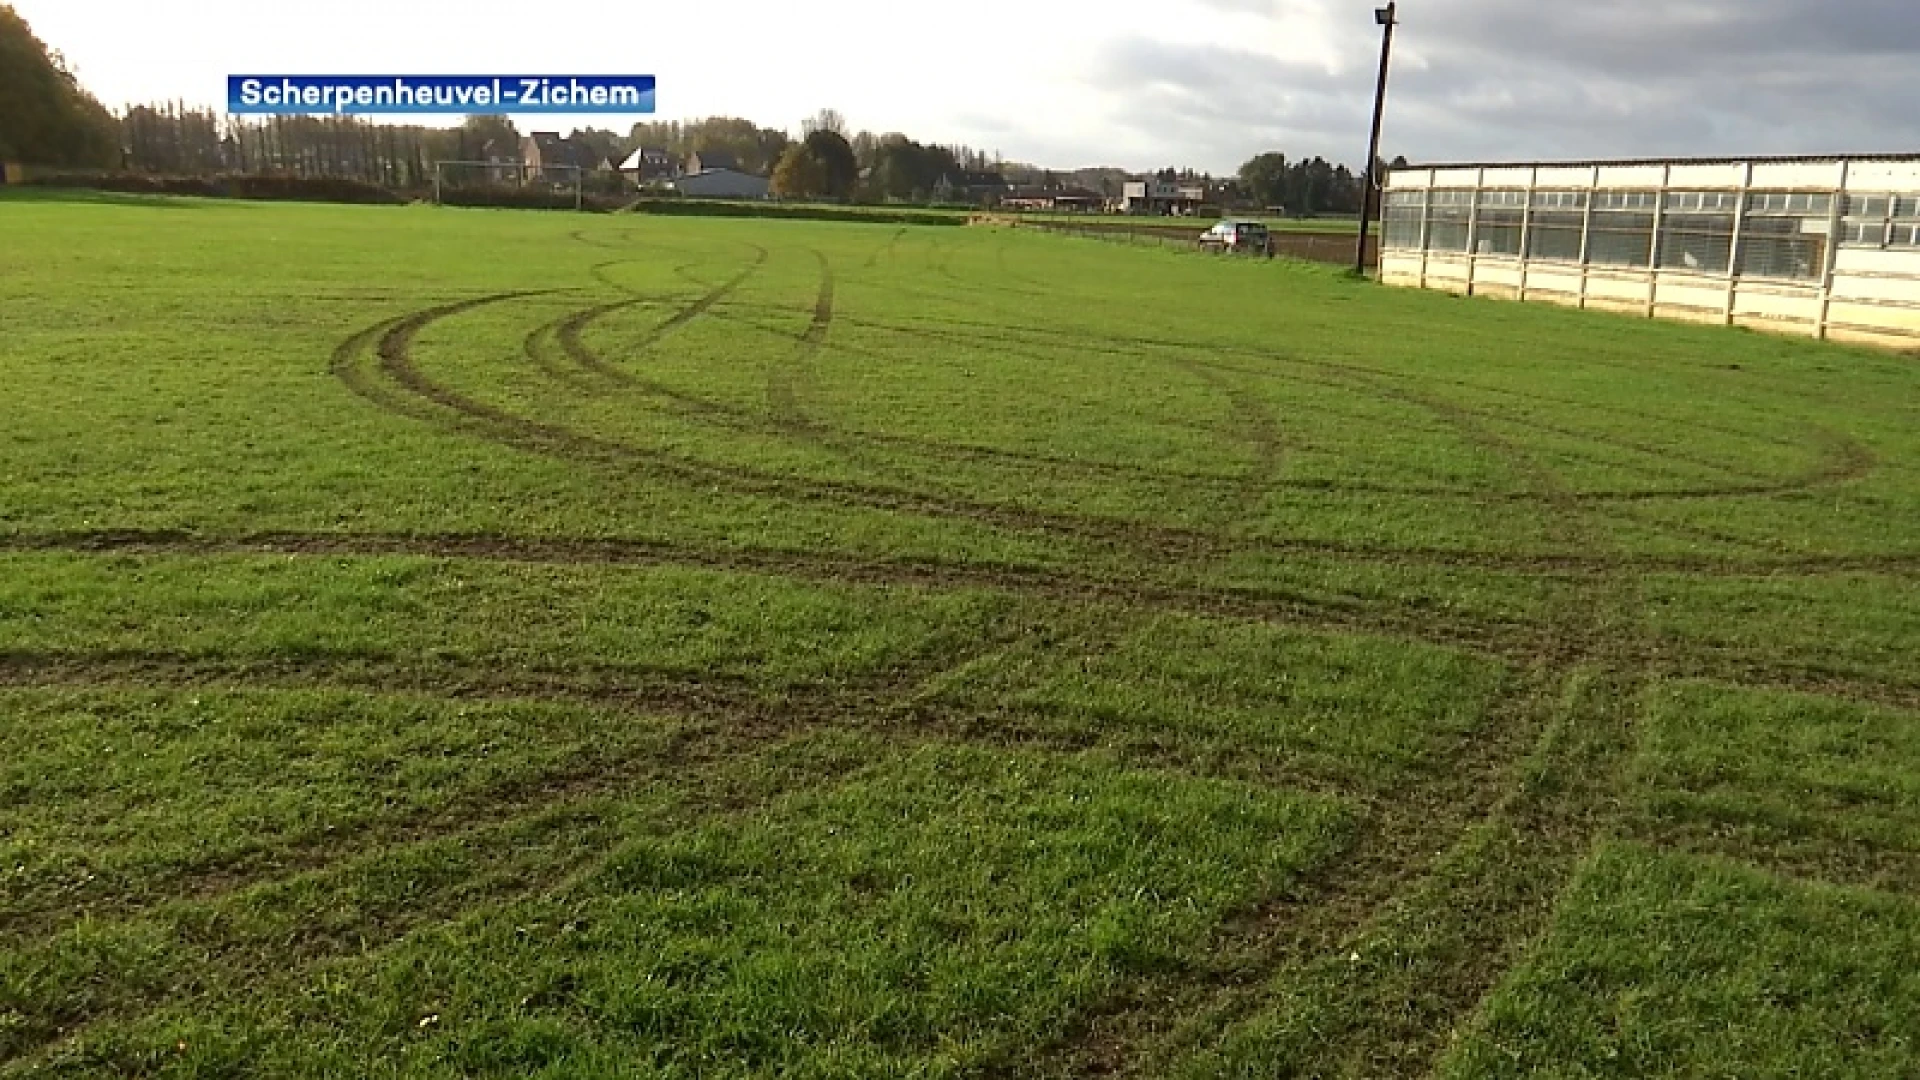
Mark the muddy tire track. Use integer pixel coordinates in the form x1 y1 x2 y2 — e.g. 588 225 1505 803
567 228 631 251
836 314 1853 505
7 525 1915 598
512 289 1859 515
0 529 1560 666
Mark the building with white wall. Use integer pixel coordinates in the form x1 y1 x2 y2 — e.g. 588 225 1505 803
1120 180 1207 215
1379 155 1920 350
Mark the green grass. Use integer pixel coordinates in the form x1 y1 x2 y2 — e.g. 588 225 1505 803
1440 843 1920 1078
1 188 1917 1076
31 738 1347 1078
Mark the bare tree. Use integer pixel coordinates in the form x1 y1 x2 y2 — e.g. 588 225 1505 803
802 108 847 137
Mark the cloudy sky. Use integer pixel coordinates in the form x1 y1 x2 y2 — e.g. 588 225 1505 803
15 0 1920 174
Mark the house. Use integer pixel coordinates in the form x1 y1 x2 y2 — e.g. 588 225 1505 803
522 132 613 177
618 146 679 184
1119 179 1208 215
1000 185 1104 212
672 168 770 199
931 169 1010 205
684 149 739 176
478 138 522 185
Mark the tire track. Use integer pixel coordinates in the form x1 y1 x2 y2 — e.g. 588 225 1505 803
559 245 769 391
830 311 1860 497
6 530 1920 715
1042 664 1568 1079
537 292 1849 512
861 227 905 269
325 295 1914 677
9 524 1916 595
335 293 1268 559
768 249 833 433
0 630 1032 1067
1057 311 1659 1075
567 228 630 251
0 715 832 1070
0 633 1017 946
0 528 1555 665
1165 355 1284 525
705 309 1296 495
835 314 1853 504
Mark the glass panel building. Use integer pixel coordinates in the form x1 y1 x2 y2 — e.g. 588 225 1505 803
1379 156 1920 351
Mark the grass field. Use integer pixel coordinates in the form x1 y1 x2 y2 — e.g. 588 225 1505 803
1 190 1917 1078
1006 213 1360 233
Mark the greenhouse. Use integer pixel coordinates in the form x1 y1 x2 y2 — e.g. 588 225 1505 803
1379 155 1920 349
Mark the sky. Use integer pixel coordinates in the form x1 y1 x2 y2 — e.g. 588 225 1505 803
15 0 1920 175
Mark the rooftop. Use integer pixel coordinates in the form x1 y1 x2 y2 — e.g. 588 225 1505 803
1402 151 1920 171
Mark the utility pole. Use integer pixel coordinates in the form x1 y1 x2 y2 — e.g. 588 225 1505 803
1355 2 1399 276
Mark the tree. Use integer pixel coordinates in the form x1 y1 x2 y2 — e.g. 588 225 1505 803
865 134 961 203
621 116 790 176
1237 152 1289 209
1296 156 1335 216
772 128 857 199
1332 163 1361 214
458 114 520 159
770 142 824 198
850 129 879 171
0 4 119 166
569 126 625 169
802 108 847 137
769 129 858 199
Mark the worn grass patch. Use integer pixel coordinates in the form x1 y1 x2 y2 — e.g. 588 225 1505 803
23 738 1349 1079
1630 681 1920 891
1439 843 1920 1078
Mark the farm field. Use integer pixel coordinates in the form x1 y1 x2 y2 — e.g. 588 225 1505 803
1 190 1918 1078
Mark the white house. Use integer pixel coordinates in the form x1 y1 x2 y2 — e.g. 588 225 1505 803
618 146 679 185
1120 179 1207 215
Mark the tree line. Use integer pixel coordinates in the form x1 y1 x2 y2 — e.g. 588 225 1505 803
1234 152 1409 217
0 4 118 167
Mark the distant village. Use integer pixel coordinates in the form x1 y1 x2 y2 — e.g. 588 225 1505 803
511 129 1330 215
71 103 1372 217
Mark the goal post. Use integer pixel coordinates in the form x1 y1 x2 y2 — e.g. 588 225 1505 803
431 160 583 210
